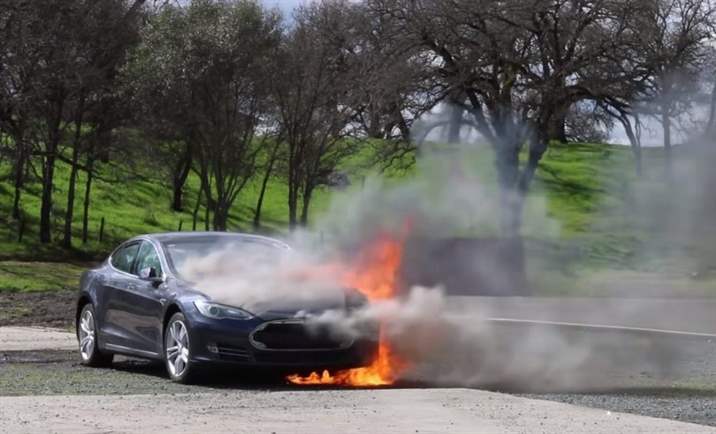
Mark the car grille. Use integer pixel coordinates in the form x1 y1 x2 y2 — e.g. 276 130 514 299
216 343 251 361
251 321 350 350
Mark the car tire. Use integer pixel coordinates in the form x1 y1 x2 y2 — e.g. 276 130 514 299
164 312 197 384
77 304 114 367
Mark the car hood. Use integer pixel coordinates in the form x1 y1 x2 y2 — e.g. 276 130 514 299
195 286 348 321
249 295 346 321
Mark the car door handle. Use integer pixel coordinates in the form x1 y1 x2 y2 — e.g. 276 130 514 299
127 283 137 291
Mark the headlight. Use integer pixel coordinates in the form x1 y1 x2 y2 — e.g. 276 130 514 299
194 300 254 320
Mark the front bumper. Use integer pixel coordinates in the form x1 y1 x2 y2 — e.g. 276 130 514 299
187 313 379 371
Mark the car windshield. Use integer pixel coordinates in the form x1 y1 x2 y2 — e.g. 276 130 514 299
163 236 288 279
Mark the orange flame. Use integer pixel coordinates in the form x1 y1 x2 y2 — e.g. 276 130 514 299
287 233 407 387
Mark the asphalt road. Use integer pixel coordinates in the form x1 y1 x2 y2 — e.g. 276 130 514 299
447 297 716 335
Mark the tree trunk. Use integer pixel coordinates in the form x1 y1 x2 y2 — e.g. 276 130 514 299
39 153 56 244
494 138 546 238
212 202 228 231
493 138 545 296
620 114 642 176
495 145 523 238
288 188 299 230
287 152 299 230
546 104 569 143
192 180 203 231
63 100 85 248
253 143 280 230
12 141 26 220
194 166 213 231
81 156 94 244
40 96 65 244
446 104 463 144
288 175 300 230
299 185 314 227
171 144 192 211
204 200 210 231
63 144 80 248
706 80 716 137
662 110 672 177
40 127 61 244
632 141 643 177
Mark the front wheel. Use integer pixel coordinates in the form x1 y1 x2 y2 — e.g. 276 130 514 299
77 304 113 367
164 312 197 383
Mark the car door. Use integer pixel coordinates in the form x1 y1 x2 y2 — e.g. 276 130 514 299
127 240 167 355
102 240 166 357
100 241 142 350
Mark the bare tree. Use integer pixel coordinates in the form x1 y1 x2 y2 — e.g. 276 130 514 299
125 3 198 214
62 0 146 248
0 1 69 243
252 135 283 230
0 0 146 245
599 101 646 175
191 1 279 231
272 1 361 228
368 0 650 236
131 0 279 231
0 1 36 220
635 0 714 174
707 76 716 136
348 4 439 144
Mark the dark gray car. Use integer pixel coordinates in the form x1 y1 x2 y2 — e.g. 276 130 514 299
75 232 379 383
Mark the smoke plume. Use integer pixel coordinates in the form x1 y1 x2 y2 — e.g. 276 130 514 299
184 144 699 391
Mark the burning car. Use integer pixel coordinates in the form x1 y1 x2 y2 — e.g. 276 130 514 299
75 232 379 383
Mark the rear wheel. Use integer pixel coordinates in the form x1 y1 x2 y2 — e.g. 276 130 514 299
77 304 113 367
164 312 196 383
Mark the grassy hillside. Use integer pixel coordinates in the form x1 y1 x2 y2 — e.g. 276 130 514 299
1 141 712 295
0 144 405 260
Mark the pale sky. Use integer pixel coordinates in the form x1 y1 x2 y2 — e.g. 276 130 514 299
262 0 307 16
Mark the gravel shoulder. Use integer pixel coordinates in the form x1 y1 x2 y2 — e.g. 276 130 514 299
0 327 75 351
517 332 716 427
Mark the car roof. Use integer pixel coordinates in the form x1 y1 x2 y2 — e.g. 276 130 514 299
131 232 290 249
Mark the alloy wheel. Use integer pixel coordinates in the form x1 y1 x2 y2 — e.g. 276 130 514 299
78 309 96 361
165 319 190 378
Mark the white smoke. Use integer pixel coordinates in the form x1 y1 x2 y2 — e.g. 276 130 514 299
181 145 692 391
301 285 685 391
181 242 348 314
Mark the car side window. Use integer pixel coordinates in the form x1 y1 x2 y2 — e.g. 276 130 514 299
134 241 163 277
111 242 140 274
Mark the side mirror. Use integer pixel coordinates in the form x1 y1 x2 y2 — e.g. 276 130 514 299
139 267 164 286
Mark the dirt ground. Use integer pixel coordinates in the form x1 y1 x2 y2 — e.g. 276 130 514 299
0 290 75 329
1 384 713 434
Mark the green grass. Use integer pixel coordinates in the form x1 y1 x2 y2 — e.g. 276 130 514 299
0 141 410 260
0 141 411 291
0 261 87 292
529 143 644 268
0 140 710 295
0 159 303 260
